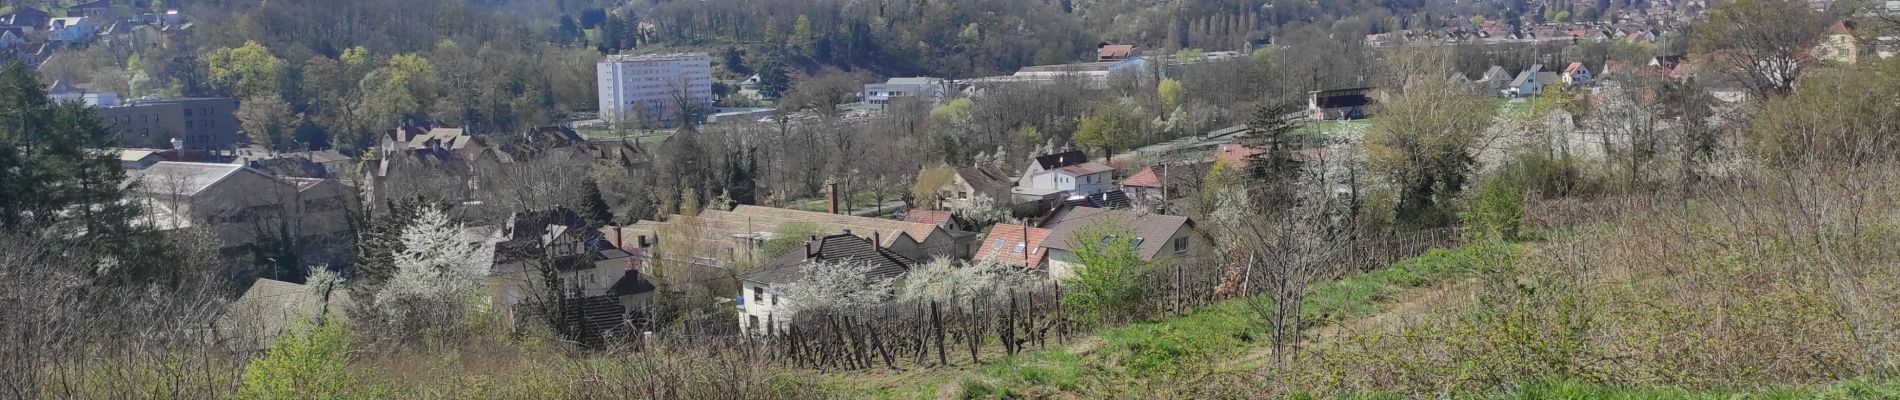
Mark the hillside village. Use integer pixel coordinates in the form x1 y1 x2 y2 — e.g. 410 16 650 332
3 0 1900 398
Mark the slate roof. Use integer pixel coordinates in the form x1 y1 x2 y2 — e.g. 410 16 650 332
1041 207 1193 260
977 223 1052 269
1510 64 1545 87
1056 162 1115 176
903 210 955 226
955 166 1013 192
749 233 914 285
610 269 658 296
1061 190 1131 209
1033 150 1089 170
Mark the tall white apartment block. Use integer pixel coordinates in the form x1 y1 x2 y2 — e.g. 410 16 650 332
597 53 714 127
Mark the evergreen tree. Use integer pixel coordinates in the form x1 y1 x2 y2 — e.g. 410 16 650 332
578 178 615 226
755 55 791 99
724 148 759 206
1240 101 1307 206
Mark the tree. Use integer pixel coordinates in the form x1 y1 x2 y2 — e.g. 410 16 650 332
899 258 1036 302
910 164 957 209
577 178 615 227
351 197 450 299
0 62 141 246
724 148 759 206
782 71 859 119
792 15 816 55
204 41 286 99
1157 78 1186 113
366 208 490 341
1074 103 1141 155
1241 101 1308 205
1366 78 1495 228
775 260 896 314
755 55 791 99
1691 0 1824 97
238 94 304 151
1062 222 1150 324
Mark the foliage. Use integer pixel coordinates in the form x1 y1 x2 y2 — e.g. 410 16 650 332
952 192 1009 227
899 258 1039 302
1690 0 1825 97
1073 103 1141 154
361 208 489 343
759 221 823 260
1366 78 1495 229
1749 63 1900 165
204 41 286 99
775 260 897 314
577 178 615 227
237 322 363 400
910 164 958 210
781 71 860 119
1061 222 1151 324
1156 78 1185 113
237 94 305 151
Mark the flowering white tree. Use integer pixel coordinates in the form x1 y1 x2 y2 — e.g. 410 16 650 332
367 208 490 339
774 260 896 314
952 193 1009 226
899 258 1038 302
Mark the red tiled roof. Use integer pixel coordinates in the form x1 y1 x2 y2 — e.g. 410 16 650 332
1121 167 1162 188
1214 144 1261 167
977 224 1052 269
903 210 955 226
1098 44 1134 59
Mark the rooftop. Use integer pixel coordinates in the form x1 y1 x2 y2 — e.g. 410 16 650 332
603 52 710 62
977 223 1052 269
1041 207 1193 260
749 233 914 285
127 162 245 196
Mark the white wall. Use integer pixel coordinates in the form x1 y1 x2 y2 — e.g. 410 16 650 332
738 280 790 335
598 54 714 127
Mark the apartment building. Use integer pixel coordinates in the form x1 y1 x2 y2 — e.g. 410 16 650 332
97 97 239 150
597 52 713 127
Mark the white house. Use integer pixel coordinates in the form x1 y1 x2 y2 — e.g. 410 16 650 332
597 53 713 127
862 77 949 110
1013 150 1115 202
47 16 93 42
1505 64 1557 98
1561 62 1593 86
738 233 914 335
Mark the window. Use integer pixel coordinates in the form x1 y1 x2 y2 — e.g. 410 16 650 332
753 286 764 302
1173 237 1190 254
992 239 1005 250
1012 242 1025 254
957 191 968 199
748 315 759 331
185 121 192 129
184 108 192 117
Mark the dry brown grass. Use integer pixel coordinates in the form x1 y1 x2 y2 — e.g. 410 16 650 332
1278 162 1900 396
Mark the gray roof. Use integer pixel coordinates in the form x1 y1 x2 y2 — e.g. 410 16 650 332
214 278 350 351
129 161 245 196
955 166 1014 192
885 77 944 86
750 234 914 285
1041 207 1193 260
1510 64 1545 87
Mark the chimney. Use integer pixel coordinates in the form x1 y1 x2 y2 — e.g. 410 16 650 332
804 240 816 258
842 229 852 236
826 182 840 214
873 231 881 245
613 226 624 249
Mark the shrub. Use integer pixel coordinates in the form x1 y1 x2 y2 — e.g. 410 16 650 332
237 322 368 400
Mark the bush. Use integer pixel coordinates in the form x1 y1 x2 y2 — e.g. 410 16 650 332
1060 222 1152 324
238 322 370 400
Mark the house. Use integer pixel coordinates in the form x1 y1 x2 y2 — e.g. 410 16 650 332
976 223 1052 269
47 80 120 106
1561 62 1593 86
488 208 660 344
626 202 976 275
1013 157 1115 202
3 7 49 30
1011 56 1156 85
901 209 966 232
1037 207 1203 280
213 278 350 351
738 233 914 334
1476 66 1514 91
67 0 121 18
0 28 23 48
126 162 352 262
46 17 92 42
1815 20 1859 64
1307 87 1375 121
862 77 950 110
1505 64 1557 98
1097 42 1136 61
1120 161 1216 207
917 164 1014 209
737 73 764 99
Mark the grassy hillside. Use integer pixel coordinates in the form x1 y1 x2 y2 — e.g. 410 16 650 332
838 166 1900 398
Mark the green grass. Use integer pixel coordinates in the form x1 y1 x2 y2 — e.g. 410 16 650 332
947 243 1516 398
1297 120 1372 138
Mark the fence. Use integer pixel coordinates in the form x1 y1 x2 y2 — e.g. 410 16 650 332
630 228 1458 371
